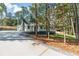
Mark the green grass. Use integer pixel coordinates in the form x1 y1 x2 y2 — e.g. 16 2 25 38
50 34 76 42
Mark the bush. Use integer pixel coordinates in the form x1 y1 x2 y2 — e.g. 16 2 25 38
2 19 17 26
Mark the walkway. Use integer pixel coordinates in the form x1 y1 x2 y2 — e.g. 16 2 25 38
0 31 73 56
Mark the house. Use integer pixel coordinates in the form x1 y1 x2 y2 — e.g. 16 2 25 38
17 17 55 35
17 22 46 32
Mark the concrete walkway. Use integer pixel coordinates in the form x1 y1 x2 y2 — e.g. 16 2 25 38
0 31 73 56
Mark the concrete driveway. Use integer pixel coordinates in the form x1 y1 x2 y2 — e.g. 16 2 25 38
0 40 73 56
0 31 73 56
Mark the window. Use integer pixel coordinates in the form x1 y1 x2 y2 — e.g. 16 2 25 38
28 26 30 29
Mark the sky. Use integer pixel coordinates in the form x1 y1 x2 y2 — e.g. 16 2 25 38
4 3 32 15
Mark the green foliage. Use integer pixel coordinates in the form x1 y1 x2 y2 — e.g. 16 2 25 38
2 18 17 26
0 3 6 12
0 3 6 19
55 4 75 35
50 34 75 41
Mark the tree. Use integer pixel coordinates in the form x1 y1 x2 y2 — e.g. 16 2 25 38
21 6 26 31
55 4 72 43
7 12 12 19
15 11 22 25
34 3 39 36
45 4 50 39
73 3 79 42
0 3 6 25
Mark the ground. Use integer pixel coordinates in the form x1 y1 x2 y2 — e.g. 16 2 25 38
46 40 79 56
0 31 73 56
0 26 16 30
36 35 79 56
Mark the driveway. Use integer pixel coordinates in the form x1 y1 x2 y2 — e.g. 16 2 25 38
0 31 73 56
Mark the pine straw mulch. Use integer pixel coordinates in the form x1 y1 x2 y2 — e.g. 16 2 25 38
34 36 79 56
0 26 16 30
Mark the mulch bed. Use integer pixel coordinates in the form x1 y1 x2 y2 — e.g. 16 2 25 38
34 36 79 55
0 26 16 30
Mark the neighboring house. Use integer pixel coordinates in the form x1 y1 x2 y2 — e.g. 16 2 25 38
17 22 55 32
17 18 55 32
17 22 46 32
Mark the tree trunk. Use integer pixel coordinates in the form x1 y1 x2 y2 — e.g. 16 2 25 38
71 18 75 35
63 16 67 44
73 3 79 42
1 13 3 25
63 27 66 44
35 4 38 37
70 4 75 35
23 21 25 31
45 4 50 39
22 20 25 31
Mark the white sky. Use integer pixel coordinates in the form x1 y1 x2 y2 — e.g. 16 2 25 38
4 3 22 14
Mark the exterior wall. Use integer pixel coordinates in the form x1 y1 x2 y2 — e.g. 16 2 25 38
38 26 45 31
25 24 35 32
24 24 46 32
17 23 54 32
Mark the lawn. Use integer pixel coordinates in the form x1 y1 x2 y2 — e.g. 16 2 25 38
49 34 76 42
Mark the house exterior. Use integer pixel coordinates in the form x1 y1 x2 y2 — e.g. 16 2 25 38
17 23 54 32
17 23 46 32
17 18 55 32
